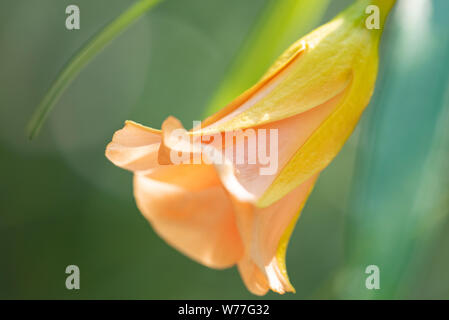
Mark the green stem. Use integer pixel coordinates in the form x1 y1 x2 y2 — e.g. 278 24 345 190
27 0 162 140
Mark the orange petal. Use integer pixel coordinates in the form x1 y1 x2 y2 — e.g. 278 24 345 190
105 121 162 172
235 174 318 294
133 164 244 269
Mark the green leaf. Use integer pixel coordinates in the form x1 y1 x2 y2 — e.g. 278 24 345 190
204 0 329 116
26 0 163 140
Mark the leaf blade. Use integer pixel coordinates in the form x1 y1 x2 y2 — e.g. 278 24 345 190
27 0 162 139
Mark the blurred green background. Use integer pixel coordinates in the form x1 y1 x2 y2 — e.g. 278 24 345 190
1 0 448 299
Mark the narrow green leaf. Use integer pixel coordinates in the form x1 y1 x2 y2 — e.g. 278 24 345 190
204 0 329 116
27 0 162 140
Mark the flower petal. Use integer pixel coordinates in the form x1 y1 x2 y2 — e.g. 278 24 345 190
258 55 377 207
105 121 162 172
199 34 352 134
155 96 341 208
235 174 318 294
133 164 244 269
217 88 346 203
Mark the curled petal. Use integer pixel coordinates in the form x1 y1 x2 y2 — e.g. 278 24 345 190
199 37 351 134
105 121 161 172
217 88 346 203
235 174 318 294
258 62 374 207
